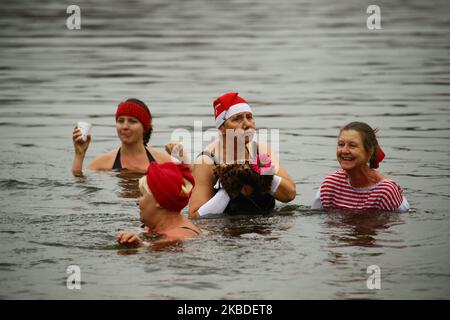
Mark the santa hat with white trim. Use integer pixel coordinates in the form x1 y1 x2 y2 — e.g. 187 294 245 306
213 92 253 128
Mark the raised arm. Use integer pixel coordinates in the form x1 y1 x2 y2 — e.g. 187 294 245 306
72 126 91 176
164 141 193 170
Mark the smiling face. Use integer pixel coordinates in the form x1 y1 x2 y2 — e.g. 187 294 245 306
337 129 373 172
116 116 144 145
221 112 256 144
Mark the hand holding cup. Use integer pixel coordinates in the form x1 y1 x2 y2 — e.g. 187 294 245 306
77 122 92 142
72 122 92 155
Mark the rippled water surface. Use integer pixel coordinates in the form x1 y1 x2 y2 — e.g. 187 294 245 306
0 0 449 299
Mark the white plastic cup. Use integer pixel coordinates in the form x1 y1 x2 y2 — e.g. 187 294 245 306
77 122 92 142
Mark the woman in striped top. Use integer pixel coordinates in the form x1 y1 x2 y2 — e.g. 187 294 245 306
312 122 409 212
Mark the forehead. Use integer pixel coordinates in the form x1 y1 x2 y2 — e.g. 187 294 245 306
228 112 253 120
338 129 362 142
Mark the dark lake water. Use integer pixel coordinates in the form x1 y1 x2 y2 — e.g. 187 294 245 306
0 0 449 299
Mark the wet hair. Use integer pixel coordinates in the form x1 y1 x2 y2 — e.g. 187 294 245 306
125 98 153 146
339 122 380 169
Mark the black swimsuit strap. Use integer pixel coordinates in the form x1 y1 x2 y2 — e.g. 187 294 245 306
112 147 156 170
197 151 218 165
145 148 156 163
112 148 122 170
197 142 258 166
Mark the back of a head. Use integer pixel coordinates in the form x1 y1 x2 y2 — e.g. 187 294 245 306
142 162 195 212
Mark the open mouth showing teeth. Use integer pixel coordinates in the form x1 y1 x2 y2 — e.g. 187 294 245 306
341 157 353 161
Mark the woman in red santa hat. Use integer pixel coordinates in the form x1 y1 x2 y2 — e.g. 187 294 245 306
116 162 201 248
188 92 297 218
312 121 409 212
71 98 174 176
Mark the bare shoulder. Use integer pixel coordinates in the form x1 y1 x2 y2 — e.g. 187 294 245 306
146 147 173 163
166 226 199 239
89 149 117 170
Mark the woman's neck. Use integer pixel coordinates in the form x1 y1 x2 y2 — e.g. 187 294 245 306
120 143 146 156
147 210 184 235
345 166 380 188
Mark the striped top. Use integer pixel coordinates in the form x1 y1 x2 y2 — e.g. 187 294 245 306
312 169 409 212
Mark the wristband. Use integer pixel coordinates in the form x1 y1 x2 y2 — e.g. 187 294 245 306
270 175 282 195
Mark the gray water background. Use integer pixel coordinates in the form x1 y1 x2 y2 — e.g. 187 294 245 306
0 0 449 299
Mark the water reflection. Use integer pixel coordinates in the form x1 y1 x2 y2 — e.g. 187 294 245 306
115 170 144 199
207 213 294 240
323 211 405 248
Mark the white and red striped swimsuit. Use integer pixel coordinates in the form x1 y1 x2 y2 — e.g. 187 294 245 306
313 169 409 212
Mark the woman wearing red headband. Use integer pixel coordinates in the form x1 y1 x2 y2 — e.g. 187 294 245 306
71 98 173 176
312 122 409 212
116 162 201 248
188 92 297 218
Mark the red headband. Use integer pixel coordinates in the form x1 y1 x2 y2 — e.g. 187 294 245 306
370 145 385 169
146 162 195 212
115 101 151 132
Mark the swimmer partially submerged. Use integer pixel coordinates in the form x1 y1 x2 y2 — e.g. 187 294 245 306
72 98 175 176
189 92 296 218
116 162 201 248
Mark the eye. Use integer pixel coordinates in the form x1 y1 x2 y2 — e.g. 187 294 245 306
117 118 125 123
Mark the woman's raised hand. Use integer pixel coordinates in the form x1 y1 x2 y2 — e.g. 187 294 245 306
72 126 91 155
165 141 185 163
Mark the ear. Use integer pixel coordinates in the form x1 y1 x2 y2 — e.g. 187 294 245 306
155 202 163 209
